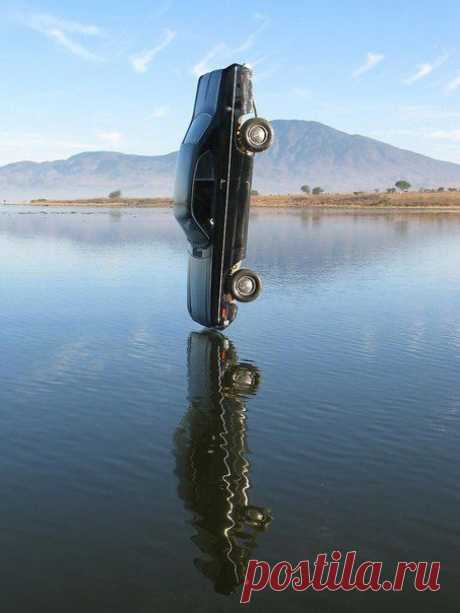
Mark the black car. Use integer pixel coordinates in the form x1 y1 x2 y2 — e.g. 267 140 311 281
174 63 273 329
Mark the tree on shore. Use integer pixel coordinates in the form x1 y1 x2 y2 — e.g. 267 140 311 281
395 180 411 192
300 184 311 194
109 189 122 199
312 186 324 195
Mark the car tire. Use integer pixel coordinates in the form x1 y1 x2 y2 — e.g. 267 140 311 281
225 363 261 395
238 118 273 153
229 268 262 302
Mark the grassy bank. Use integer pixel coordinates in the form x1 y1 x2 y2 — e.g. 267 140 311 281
28 197 170 207
26 191 460 209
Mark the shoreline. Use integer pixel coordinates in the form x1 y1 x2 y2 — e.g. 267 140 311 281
4 192 460 211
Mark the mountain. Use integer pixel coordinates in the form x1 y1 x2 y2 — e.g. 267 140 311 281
257 120 460 193
2 120 460 200
0 151 177 201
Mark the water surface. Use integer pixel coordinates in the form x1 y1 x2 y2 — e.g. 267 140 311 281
1 206 459 612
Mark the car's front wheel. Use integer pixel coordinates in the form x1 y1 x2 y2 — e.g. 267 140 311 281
238 118 273 153
228 268 262 302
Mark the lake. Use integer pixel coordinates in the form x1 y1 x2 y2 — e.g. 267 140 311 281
0 205 459 612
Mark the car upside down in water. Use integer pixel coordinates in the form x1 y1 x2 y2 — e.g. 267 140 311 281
174 63 273 329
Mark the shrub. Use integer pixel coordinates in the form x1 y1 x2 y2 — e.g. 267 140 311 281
395 180 411 192
109 190 122 199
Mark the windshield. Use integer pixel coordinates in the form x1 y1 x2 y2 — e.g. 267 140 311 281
193 70 222 116
184 70 222 145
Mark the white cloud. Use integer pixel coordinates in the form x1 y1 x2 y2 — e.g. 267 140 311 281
131 29 176 73
46 29 102 61
446 72 460 92
150 106 168 119
430 129 460 142
233 13 269 54
191 14 269 78
20 13 102 36
18 12 103 61
352 52 384 79
97 132 122 146
233 34 257 54
404 53 449 85
406 63 433 83
192 43 227 77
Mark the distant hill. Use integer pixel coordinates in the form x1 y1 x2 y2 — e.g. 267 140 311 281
2 120 460 200
0 151 177 201
257 121 460 193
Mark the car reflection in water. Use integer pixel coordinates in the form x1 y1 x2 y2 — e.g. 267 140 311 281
174 331 272 595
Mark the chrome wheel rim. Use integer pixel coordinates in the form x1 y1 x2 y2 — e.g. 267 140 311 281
232 368 255 387
237 275 256 297
247 124 268 147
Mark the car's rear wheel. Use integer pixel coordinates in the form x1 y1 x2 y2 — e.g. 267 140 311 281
238 118 273 153
229 268 262 302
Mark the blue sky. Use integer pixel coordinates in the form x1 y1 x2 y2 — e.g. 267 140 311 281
1 0 460 166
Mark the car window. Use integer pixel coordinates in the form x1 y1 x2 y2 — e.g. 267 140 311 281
192 152 215 237
184 113 212 144
194 150 215 180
